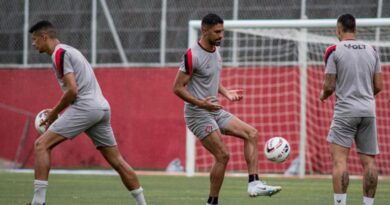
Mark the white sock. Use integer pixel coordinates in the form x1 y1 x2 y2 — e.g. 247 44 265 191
31 180 48 205
334 193 347 205
363 196 374 205
130 186 147 205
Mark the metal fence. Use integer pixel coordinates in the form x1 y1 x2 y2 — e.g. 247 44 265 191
0 0 388 67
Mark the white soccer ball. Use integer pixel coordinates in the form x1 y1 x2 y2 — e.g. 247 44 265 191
34 109 48 134
264 136 291 163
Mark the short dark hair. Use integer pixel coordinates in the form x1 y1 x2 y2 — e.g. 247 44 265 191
337 14 356 33
29 20 57 38
201 13 223 28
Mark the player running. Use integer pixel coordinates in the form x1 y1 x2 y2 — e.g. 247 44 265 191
173 13 281 205
320 14 382 205
27 20 147 205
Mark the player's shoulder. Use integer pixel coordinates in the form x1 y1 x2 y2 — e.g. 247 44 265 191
56 43 72 51
60 44 80 54
192 42 216 52
58 44 85 60
51 44 65 60
185 42 219 59
360 41 377 53
183 44 201 61
52 44 72 56
182 47 195 64
187 43 201 55
323 44 337 63
325 44 337 53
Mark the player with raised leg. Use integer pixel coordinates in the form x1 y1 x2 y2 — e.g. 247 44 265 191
27 20 147 205
320 14 382 205
173 13 281 205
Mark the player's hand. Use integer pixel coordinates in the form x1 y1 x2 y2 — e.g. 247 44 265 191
39 109 58 128
225 89 243 102
319 91 326 102
200 96 223 111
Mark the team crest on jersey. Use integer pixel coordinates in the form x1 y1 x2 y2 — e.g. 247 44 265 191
205 124 214 133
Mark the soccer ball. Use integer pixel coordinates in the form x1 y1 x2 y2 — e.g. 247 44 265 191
264 136 290 163
34 109 48 134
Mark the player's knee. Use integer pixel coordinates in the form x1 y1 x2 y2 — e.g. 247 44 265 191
332 158 347 169
247 128 258 142
360 158 376 169
363 162 377 174
216 150 230 164
34 138 46 153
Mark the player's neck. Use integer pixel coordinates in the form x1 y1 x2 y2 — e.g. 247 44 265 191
47 39 60 55
198 38 215 52
340 33 356 41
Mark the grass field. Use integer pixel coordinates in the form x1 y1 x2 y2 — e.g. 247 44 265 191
1 171 390 205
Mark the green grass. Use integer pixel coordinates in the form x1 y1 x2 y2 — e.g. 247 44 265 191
1 171 389 205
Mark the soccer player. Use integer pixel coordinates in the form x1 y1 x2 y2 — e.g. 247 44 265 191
27 20 147 205
173 13 281 205
320 14 383 205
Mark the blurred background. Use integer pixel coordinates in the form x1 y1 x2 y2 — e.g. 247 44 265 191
1 0 389 66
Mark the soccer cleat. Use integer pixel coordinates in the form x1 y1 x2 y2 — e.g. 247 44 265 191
247 180 282 197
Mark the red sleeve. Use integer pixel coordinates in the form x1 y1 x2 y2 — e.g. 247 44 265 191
54 48 66 78
183 48 193 75
324 44 336 66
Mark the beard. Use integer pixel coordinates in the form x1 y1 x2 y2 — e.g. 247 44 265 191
209 39 222 47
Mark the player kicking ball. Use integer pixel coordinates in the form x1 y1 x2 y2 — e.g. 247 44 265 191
26 20 147 205
173 13 281 205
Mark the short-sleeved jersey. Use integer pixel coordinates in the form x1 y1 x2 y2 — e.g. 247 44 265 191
51 44 109 110
179 42 223 115
324 40 381 117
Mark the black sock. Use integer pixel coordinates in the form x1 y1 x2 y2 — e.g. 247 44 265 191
248 174 259 182
207 196 218 205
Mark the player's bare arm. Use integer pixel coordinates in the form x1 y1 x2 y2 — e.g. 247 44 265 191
218 83 243 102
373 72 383 96
320 73 336 101
173 70 222 111
41 72 78 127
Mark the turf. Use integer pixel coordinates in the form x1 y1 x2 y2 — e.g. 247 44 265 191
1 171 389 205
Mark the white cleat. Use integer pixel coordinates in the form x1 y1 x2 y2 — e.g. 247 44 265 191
247 181 282 197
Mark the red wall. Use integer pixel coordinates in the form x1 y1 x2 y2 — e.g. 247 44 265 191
0 68 186 169
1 67 389 174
